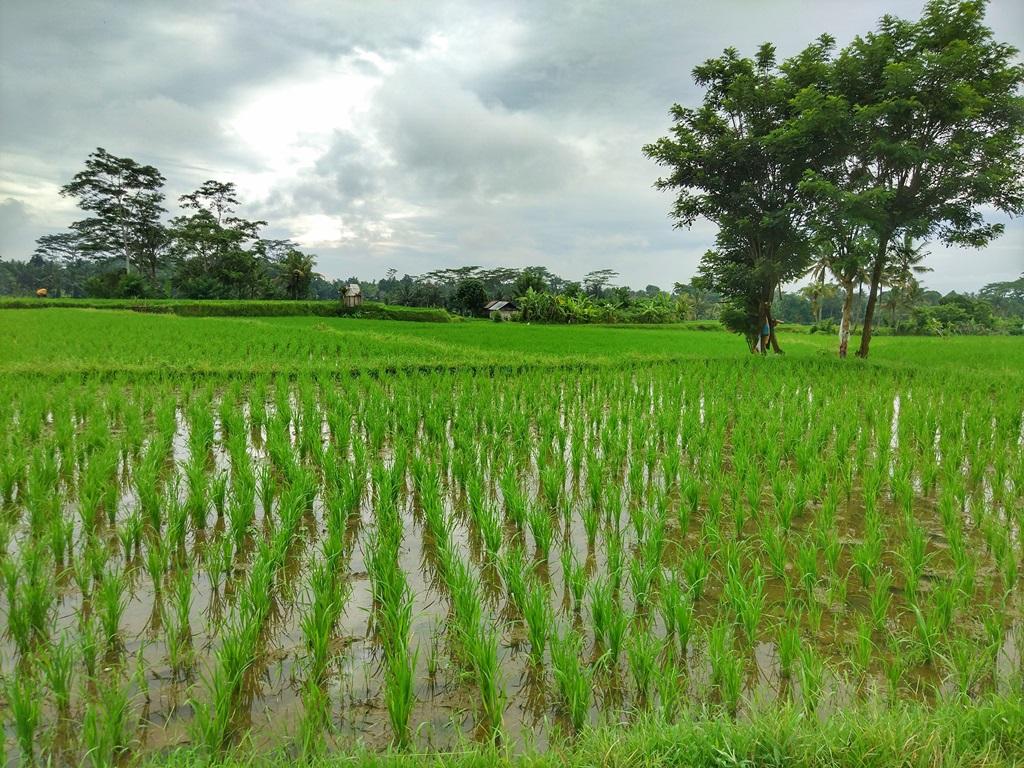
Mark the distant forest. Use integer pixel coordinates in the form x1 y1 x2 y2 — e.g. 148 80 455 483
2 245 1021 334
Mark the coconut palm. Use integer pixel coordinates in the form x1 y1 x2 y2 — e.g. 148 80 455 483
278 248 314 300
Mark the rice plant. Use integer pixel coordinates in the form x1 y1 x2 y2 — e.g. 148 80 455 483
798 646 825 716
0 318 1020 762
527 504 553 560
468 622 506 741
6 667 40 764
870 570 894 632
82 672 134 768
522 578 552 665
96 568 129 649
708 620 743 716
776 624 801 679
627 630 659 706
681 547 711 602
45 634 76 717
551 626 590 734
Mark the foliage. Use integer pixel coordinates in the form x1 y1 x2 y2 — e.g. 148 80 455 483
168 181 268 299
649 1 1024 357
645 37 840 351
979 274 1024 319
516 287 679 324
909 293 998 335
25 150 327 300
452 278 489 317
810 0 1024 357
60 147 168 280
0 297 451 321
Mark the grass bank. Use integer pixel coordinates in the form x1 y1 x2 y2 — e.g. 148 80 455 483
143 695 1024 767
0 297 451 321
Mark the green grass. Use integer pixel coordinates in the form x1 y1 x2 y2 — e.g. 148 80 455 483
1 308 1022 767
137 693 1024 767
2 308 1022 377
0 297 452 321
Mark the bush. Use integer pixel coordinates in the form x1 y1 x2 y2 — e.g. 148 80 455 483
909 303 995 335
84 270 154 299
0 298 452 322
809 319 837 335
516 288 681 325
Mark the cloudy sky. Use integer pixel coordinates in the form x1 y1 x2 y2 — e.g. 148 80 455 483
1 0 1021 292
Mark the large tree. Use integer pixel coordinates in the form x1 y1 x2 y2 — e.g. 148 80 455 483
33 232 86 265
582 269 619 298
979 274 1024 318
259 240 315 300
513 267 548 297
168 181 266 298
32 232 90 296
828 0 1024 357
60 148 168 282
452 277 488 316
645 37 841 352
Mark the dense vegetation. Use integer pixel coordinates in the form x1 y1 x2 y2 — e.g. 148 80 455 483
645 0 1024 356
0 310 1021 767
0 155 339 303
5 255 1021 335
0 298 451 323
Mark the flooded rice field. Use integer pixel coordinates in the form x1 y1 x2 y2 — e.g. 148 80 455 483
1 364 1022 764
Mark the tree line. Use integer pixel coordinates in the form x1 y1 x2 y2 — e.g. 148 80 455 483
644 0 1024 356
329 265 1024 333
1 148 337 301
4 215 1020 333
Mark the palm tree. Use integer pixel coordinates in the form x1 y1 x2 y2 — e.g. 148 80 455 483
808 225 873 358
884 235 932 288
279 248 314 300
881 236 931 331
799 281 839 323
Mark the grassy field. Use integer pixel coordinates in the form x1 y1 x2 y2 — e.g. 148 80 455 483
1 309 1022 766
4 307 1023 376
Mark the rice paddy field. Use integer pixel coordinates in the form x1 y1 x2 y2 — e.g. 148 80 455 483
1 308 1023 767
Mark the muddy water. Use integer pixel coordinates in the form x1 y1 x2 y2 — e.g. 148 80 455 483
1 378 1022 764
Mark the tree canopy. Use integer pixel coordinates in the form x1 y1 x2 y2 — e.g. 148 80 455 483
645 36 841 351
647 0 1024 356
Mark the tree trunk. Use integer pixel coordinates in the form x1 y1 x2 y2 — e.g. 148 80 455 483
767 297 782 354
856 235 889 359
815 269 824 323
768 317 782 353
838 282 854 359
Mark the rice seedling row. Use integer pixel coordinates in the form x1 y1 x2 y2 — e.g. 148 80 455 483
1 357 1022 763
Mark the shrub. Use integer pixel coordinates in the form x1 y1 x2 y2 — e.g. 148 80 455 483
0 298 452 322
809 319 837 335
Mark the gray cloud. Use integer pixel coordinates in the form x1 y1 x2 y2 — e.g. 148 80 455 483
373 70 584 202
2 0 1022 291
0 198 38 260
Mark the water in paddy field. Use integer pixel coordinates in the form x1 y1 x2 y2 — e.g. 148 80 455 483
1 367 1022 762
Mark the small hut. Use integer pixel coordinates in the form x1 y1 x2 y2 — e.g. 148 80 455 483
483 299 518 320
343 283 362 308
